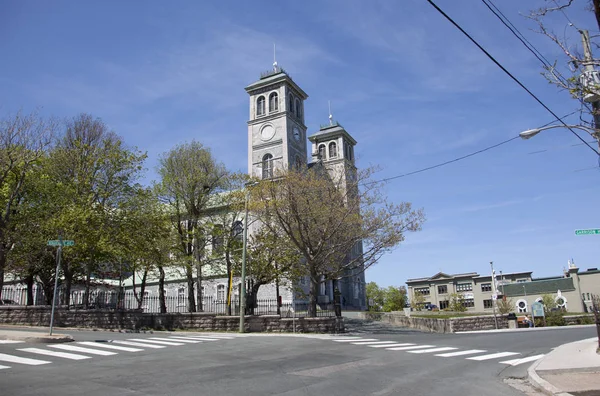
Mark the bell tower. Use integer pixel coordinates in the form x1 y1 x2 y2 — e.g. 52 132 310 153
245 65 308 179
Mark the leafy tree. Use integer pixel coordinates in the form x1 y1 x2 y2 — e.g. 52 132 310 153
382 286 407 312
497 297 514 315
411 290 426 310
449 292 467 312
366 282 385 311
252 166 425 317
0 111 55 298
540 294 555 312
156 141 229 312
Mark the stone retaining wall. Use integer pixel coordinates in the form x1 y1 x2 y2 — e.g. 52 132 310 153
0 306 344 333
362 312 508 333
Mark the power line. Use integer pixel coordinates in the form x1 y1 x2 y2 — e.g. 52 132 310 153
425 0 600 156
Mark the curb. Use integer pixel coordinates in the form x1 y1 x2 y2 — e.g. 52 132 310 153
527 358 574 396
455 324 596 334
0 334 73 344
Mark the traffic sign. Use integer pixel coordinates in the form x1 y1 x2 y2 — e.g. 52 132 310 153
575 229 600 235
47 240 75 247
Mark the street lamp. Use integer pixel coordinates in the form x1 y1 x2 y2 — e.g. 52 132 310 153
519 124 598 140
239 181 258 333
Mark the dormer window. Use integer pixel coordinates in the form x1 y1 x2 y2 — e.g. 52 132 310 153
288 94 294 113
256 96 266 117
318 144 326 160
262 153 273 179
329 142 337 158
295 98 302 118
269 92 278 112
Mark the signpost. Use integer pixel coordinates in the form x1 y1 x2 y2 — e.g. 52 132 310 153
532 301 545 328
47 236 75 336
575 229 600 235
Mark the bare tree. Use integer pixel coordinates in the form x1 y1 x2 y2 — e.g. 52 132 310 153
0 111 55 298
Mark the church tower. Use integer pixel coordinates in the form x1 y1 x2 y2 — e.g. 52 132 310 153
245 65 308 179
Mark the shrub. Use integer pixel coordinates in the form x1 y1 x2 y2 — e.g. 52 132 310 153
577 316 594 325
545 311 566 326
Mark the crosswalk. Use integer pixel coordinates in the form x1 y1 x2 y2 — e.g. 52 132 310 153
328 336 544 367
0 333 239 371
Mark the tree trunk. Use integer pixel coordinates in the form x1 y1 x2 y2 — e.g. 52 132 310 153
0 265 4 300
62 263 72 308
83 263 92 309
196 263 203 312
137 270 148 310
308 272 319 318
186 266 196 312
226 261 232 316
0 246 6 300
158 265 167 314
25 273 34 306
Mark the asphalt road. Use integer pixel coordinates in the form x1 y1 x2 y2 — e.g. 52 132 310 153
0 321 595 396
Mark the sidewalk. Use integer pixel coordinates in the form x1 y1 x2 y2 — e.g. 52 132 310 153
0 328 73 343
528 337 600 395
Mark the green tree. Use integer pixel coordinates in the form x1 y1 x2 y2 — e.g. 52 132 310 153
449 292 467 312
540 294 555 312
366 282 385 311
382 286 407 312
411 290 426 310
253 166 425 317
497 297 514 315
156 141 229 312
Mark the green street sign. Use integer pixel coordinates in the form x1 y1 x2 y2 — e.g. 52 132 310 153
47 240 75 247
575 229 600 235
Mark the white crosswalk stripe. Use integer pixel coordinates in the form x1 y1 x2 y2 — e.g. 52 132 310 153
110 340 165 349
386 345 436 351
149 337 200 344
49 344 117 356
329 337 363 341
351 341 398 345
408 347 458 354
334 338 378 343
467 352 520 361
177 337 220 341
0 353 51 365
77 342 143 352
19 347 91 360
435 349 487 357
499 354 545 366
0 340 24 344
128 338 183 346
368 343 415 348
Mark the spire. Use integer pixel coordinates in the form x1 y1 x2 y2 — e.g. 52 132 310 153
328 100 333 126
273 43 278 71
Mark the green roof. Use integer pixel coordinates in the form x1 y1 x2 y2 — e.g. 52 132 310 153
502 277 575 297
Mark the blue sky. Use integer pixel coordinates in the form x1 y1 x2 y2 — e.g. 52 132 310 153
1 0 599 287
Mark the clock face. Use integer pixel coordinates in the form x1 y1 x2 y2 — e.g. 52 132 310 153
293 127 300 141
260 125 275 141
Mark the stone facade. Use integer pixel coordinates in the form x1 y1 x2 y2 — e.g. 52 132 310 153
0 306 344 334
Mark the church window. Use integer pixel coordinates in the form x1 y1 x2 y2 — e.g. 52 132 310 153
217 284 225 301
318 144 326 160
256 96 266 116
295 98 302 118
262 153 273 179
288 94 294 113
329 142 337 158
269 92 278 112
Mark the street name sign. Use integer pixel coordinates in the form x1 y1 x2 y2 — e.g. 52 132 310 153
47 240 75 247
575 229 600 235
532 302 545 318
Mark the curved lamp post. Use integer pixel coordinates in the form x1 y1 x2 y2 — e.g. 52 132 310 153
519 124 598 140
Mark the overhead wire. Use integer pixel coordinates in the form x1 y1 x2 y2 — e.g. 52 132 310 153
425 0 600 156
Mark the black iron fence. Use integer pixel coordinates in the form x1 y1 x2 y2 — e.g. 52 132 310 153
1 287 336 317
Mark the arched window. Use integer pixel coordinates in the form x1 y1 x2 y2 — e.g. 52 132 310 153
329 142 337 158
354 277 360 298
269 92 278 112
295 98 302 118
262 153 273 179
319 275 326 295
295 155 303 170
318 144 326 160
288 94 294 113
516 299 528 313
217 285 225 301
555 295 567 309
256 96 266 116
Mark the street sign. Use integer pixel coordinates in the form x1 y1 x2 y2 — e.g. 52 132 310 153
532 302 545 317
491 293 498 300
575 229 600 235
47 240 75 247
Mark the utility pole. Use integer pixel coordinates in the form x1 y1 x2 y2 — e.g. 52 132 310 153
490 261 499 329
580 29 600 151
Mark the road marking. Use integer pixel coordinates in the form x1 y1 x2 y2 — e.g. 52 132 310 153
408 347 458 354
186 335 235 339
386 345 436 351
328 337 363 340
49 345 117 356
0 353 51 365
0 340 24 344
0 365 10 369
499 354 545 366
110 340 165 349
368 343 416 348
149 337 200 344
467 352 520 361
435 349 487 357
77 342 143 352
19 348 91 360
128 338 183 346
351 341 398 345
333 338 378 343
176 337 219 341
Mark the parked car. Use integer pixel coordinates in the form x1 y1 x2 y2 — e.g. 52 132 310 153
0 299 17 305
424 303 439 311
